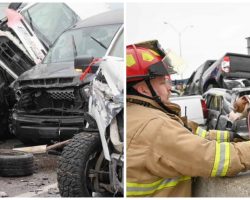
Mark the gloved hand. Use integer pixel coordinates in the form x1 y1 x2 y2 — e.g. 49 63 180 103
233 95 250 114
203 129 247 142
180 116 199 133
188 120 199 133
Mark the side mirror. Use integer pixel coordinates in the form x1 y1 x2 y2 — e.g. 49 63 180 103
74 56 99 74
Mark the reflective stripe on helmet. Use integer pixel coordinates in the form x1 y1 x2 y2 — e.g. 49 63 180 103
127 54 136 67
142 52 155 62
195 127 207 138
211 142 230 177
127 176 191 196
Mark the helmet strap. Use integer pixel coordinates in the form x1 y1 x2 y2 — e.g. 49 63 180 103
145 78 178 115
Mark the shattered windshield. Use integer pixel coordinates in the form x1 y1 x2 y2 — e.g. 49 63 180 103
22 3 79 46
43 24 121 64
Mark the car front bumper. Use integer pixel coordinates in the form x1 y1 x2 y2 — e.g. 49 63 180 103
12 113 90 143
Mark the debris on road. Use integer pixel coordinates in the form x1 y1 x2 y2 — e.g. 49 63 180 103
12 139 71 154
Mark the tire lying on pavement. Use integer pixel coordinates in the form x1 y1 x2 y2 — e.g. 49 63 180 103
0 149 34 177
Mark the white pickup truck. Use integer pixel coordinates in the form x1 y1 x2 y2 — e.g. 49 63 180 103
170 95 207 125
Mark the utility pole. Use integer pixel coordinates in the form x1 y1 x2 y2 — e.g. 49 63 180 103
163 21 193 79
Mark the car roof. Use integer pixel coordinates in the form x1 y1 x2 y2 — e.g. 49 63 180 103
72 9 123 29
223 52 250 59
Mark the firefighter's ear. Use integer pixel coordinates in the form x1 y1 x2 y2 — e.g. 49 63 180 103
138 85 151 95
134 82 151 96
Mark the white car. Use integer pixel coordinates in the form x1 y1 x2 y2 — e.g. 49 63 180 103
57 14 124 196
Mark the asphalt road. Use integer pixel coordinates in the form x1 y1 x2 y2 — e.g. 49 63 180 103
0 138 60 197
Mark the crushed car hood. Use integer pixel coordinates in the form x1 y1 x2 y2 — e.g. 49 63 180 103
14 62 95 89
18 62 78 79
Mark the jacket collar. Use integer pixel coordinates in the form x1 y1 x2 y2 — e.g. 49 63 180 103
127 95 181 116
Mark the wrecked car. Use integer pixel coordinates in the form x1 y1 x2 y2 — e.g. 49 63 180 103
0 3 80 76
11 10 124 144
57 25 124 196
201 53 250 92
184 60 215 95
203 87 250 140
0 3 79 139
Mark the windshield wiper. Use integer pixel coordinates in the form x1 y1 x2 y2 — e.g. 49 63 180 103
71 35 77 57
90 36 107 50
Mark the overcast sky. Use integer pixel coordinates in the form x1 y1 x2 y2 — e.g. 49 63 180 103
127 2 250 79
67 2 123 20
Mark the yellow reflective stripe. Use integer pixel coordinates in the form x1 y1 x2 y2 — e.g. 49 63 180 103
127 178 163 188
216 131 229 142
201 130 206 138
127 176 191 196
221 143 230 176
195 127 200 135
141 52 154 62
127 54 136 67
211 142 230 177
196 127 207 138
211 142 220 177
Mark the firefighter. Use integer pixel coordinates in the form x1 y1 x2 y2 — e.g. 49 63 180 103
126 40 250 197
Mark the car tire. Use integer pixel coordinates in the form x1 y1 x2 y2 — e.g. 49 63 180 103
0 150 34 177
57 132 102 197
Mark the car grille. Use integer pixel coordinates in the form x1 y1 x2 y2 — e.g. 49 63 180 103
19 77 74 87
17 86 87 116
47 89 75 101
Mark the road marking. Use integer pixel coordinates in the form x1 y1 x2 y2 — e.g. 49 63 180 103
14 183 58 197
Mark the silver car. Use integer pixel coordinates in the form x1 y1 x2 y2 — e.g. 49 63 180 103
203 87 250 140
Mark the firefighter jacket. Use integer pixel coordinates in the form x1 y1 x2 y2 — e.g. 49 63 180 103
126 95 250 197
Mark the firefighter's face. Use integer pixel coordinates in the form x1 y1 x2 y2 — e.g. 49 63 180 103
150 76 172 104
133 76 172 104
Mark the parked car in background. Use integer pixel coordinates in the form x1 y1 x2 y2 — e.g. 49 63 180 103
184 60 215 95
203 87 250 140
201 53 250 92
0 3 79 139
11 10 124 144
